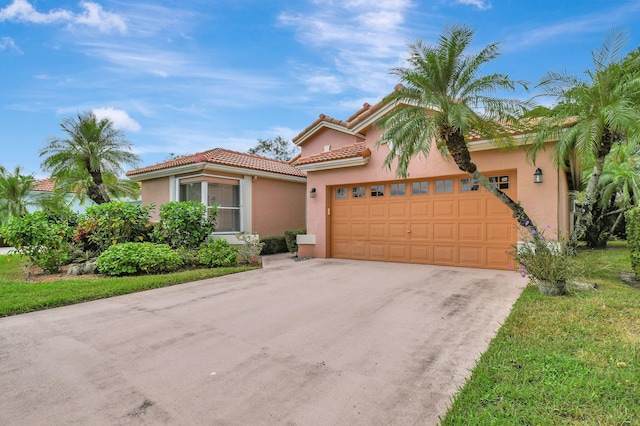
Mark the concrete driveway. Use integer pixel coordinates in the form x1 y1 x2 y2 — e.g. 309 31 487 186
0 256 524 425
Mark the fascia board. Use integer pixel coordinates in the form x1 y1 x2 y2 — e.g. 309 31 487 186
296 157 370 172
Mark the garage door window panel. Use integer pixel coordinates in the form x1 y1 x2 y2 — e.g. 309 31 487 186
435 179 453 193
370 184 385 197
335 188 348 199
391 183 406 196
412 181 428 195
352 186 366 198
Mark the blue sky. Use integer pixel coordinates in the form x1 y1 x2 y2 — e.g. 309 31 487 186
2 0 640 178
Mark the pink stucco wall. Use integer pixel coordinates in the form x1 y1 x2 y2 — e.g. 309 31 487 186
300 127 568 259
252 178 306 237
140 176 170 222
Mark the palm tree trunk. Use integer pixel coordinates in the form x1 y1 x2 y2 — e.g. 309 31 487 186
443 128 539 233
579 130 615 247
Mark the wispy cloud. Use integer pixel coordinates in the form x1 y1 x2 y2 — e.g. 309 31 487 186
455 0 491 10
92 107 141 132
0 0 126 34
278 0 415 101
0 36 22 53
514 2 640 47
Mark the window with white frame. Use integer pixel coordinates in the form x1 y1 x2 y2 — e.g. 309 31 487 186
208 182 240 232
179 182 202 202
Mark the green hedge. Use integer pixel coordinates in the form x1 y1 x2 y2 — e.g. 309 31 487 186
260 236 288 255
625 207 640 278
97 242 182 276
284 228 306 254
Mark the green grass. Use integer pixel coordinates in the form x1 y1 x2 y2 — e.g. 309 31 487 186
442 241 640 425
0 255 255 317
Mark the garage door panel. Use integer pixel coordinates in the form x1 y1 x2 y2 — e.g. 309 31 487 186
351 242 368 259
486 198 510 217
389 202 409 219
369 203 387 219
459 246 483 267
410 223 431 240
433 245 456 264
389 244 410 261
433 223 456 241
487 222 515 243
332 223 350 239
410 201 431 218
389 223 409 239
433 200 455 217
410 245 432 263
459 223 483 241
369 223 388 239
459 199 482 217
332 241 350 258
332 204 350 218
351 204 368 219
351 223 368 238
486 247 512 269
369 243 387 260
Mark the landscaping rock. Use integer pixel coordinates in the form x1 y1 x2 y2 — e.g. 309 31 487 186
67 259 98 276
567 281 598 292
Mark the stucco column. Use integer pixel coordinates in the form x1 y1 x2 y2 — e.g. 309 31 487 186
242 176 253 233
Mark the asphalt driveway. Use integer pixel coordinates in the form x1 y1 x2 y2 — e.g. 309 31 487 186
0 256 525 425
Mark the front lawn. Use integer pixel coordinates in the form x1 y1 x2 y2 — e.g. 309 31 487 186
442 241 640 424
0 255 254 317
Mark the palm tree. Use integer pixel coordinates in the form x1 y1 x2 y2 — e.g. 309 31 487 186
0 165 37 225
52 168 140 205
40 112 140 205
376 23 536 229
529 30 640 247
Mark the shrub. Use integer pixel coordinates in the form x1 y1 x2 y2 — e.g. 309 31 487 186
152 201 216 249
284 228 306 254
625 207 640 278
96 242 182 276
0 211 73 273
74 201 153 253
260 236 288 255
198 238 239 267
510 223 578 293
175 246 201 268
236 232 265 265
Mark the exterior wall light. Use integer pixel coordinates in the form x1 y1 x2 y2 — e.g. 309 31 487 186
534 168 543 184
310 187 317 198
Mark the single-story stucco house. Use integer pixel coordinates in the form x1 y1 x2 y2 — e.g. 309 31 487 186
291 98 574 270
30 178 89 214
126 148 307 242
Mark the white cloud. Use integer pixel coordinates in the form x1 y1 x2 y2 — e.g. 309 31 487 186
92 107 141 132
0 36 22 53
455 0 491 10
0 0 126 34
278 0 415 98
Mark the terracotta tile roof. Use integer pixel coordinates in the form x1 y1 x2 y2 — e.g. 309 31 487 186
293 142 371 166
32 178 55 192
126 148 306 178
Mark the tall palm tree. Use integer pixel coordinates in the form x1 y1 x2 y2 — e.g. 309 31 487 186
0 165 37 225
529 30 640 247
52 168 140 205
377 23 536 229
40 112 140 205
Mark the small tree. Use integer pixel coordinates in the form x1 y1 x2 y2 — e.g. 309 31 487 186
247 136 298 161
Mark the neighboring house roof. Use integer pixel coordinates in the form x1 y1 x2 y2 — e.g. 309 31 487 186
126 148 307 180
32 178 56 192
293 142 372 171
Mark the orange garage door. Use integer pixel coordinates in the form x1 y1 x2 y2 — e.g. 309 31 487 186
330 172 517 270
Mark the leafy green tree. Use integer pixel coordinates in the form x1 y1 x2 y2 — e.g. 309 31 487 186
376 24 535 229
0 165 37 225
529 30 640 247
40 112 140 205
247 136 299 161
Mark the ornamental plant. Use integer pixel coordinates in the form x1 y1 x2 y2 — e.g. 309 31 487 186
152 201 216 249
236 232 265 265
0 211 73 273
625 207 640 278
510 222 578 290
96 242 182 276
198 238 238 267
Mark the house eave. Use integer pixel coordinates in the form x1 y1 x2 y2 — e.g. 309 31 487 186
296 157 370 172
294 122 366 146
128 163 306 183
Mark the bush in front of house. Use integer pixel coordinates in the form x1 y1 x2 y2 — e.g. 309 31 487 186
0 211 73 273
152 201 217 249
74 201 153 253
625 207 640 278
260 236 288 255
284 228 306 254
198 238 239 267
96 242 183 276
